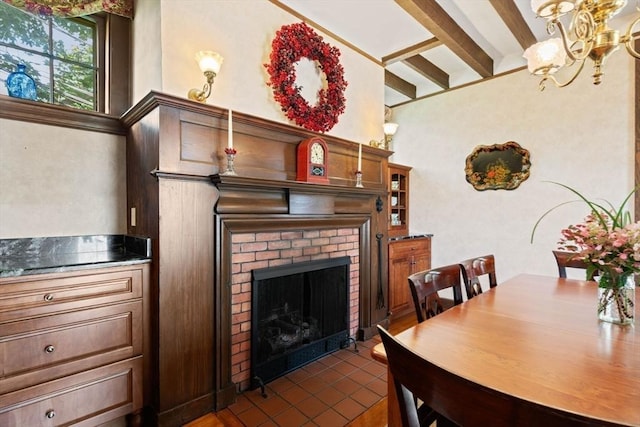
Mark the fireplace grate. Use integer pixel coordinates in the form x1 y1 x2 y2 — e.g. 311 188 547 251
251 256 351 389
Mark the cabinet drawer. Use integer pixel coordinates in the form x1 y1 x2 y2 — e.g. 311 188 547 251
389 238 431 258
0 301 142 394
0 265 144 323
0 356 142 427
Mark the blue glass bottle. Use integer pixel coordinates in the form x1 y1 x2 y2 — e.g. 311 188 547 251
6 64 37 100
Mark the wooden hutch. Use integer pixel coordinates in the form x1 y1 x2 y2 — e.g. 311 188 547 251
387 163 432 319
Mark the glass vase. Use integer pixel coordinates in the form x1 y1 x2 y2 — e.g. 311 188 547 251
6 64 37 100
597 274 635 325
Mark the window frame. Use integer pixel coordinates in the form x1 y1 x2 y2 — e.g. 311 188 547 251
0 12 130 133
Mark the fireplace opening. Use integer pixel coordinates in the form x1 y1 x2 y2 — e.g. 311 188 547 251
251 256 351 389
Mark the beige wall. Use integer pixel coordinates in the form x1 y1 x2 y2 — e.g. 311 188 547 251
390 52 635 282
0 120 127 238
134 0 384 144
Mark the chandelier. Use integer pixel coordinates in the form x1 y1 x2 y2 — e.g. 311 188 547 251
523 0 640 90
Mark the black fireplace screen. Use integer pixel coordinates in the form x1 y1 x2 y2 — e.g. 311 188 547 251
251 256 351 388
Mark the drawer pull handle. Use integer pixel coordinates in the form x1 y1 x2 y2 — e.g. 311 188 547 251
44 345 55 353
44 293 54 302
45 410 56 419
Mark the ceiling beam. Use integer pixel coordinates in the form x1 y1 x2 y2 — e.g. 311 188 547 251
402 55 449 89
395 0 493 77
385 70 416 99
383 37 442 65
489 0 537 50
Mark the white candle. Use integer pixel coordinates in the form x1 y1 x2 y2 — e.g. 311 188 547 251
228 109 233 149
357 143 362 171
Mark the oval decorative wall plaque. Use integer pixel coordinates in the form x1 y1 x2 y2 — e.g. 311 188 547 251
465 141 531 191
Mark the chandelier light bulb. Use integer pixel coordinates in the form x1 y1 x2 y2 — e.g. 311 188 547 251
523 38 566 74
531 0 576 18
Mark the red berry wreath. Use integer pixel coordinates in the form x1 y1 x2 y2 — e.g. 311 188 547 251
265 22 348 133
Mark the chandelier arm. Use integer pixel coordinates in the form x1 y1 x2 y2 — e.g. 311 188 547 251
624 17 640 59
626 41 640 59
554 20 592 62
542 59 587 89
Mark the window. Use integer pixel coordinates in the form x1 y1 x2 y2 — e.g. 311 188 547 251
0 3 129 115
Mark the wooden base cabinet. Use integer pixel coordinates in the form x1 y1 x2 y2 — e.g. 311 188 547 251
0 263 149 427
388 236 431 318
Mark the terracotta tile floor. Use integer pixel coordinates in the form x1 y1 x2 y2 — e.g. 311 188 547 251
227 337 386 427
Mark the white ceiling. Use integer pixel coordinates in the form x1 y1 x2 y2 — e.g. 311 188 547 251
277 0 639 107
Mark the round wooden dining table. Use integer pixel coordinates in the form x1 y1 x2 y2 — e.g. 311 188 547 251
372 274 640 427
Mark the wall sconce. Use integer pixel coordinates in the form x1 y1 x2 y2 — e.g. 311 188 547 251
383 122 399 150
188 51 223 103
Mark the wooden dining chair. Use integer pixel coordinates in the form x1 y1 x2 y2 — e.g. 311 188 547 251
459 254 497 300
552 250 593 279
408 264 464 323
377 325 457 427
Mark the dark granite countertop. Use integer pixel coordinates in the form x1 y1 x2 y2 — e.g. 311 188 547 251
389 233 433 241
0 235 152 278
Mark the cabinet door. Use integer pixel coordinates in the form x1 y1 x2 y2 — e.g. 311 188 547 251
388 164 411 238
414 252 431 273
389 256 412 316
388 237 431 319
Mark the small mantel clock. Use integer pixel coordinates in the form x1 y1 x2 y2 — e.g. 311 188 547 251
296 137 330 184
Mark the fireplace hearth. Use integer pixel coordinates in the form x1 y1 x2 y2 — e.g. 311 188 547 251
251 256 351 389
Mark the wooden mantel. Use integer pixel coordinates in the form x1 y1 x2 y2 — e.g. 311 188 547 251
121 91 389 189
122 91 392 425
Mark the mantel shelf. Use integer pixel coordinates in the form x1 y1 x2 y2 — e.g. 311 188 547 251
211 174 385 197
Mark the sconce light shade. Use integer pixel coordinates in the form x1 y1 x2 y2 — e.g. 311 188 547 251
188 50 223 103
382 122 399 150
383 122 399 136
195 51 223 74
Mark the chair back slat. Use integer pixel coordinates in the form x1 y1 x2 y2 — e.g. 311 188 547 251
408 264 463 323
459 254 497 300
552 250 593 279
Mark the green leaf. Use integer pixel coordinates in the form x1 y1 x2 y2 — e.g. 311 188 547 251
530 182 638 243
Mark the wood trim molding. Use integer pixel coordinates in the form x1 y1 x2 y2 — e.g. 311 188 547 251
0 95 125 135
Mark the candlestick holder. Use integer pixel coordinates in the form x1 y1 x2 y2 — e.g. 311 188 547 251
222 147 237 175
355 171 363 188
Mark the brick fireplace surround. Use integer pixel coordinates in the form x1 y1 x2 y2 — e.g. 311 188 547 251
212 171 391 412
229 228 360 391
